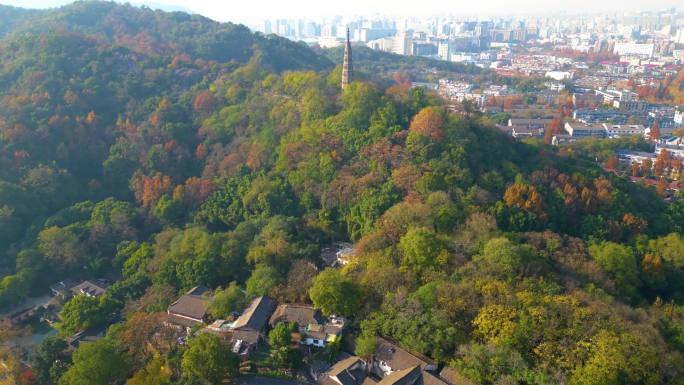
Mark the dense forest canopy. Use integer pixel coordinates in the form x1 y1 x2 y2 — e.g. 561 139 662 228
1 2 684 385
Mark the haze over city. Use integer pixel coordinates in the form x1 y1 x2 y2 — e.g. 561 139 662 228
0 0 682 23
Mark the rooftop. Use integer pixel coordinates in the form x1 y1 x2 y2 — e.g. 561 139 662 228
376 366 421 385
71 280 108 297
233 296 275 332
270 303 324 328
374 337 434 372
167 285 212 321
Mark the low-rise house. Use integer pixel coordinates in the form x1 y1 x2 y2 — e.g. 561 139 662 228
270 304 325 328
616 150 657 165
374 365 449 385
573 109 628 124
269 304 345 347
49 280 77 300
663 136 683 146
564 122 607 138
166 286 213 331
629 177 681 193
551 134 574 146
613 100 648 113
507 118 552 129
229 296 276 357
376 366 422 385
321 242 356 267
71 280 108 298
303 318 345 347
510 126 544 139
371 338 436 379
655 143 684 160
319 356 368 385
605 124 646 138
66 324 108 350
645 125 676 139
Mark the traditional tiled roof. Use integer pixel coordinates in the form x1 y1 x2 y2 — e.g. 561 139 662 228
233 296 275 331
376 366 421 385
374 338 434 372
269 304 325 327
167 285 212 322
231 329 261 345
327 356 363 378
320 356 367 385
508 118 553 126
419 371 451 385
50 279 77 296
71 280 107 297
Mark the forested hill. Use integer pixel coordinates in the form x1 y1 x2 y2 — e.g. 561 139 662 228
0 1 332 71
0 0 329 256
0 5 38 37
2 2 684 385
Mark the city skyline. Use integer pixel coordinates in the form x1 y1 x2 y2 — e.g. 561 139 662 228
0 0 681 24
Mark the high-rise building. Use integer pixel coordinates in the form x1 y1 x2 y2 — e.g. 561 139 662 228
438 42 450 61
676 28 684 45
262 20 272 35
341 28 353 90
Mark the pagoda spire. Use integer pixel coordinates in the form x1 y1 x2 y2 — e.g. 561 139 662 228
341 27 353 89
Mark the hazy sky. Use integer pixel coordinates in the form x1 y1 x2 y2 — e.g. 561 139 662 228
0 0 681 24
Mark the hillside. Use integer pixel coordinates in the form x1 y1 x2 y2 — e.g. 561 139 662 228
0 2 684 385
322 44 484 82
0 5 38 38
0 1 331 71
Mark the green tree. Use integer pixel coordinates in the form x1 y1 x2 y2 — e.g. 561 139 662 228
209 282 246 319
32 336 70 385
588 242 641 299
569 331 661 385
398 227 448 273
649 233 684 268
309 269 361 316
181 333 239 385
57 295 110 335
270 346 302 369
38 224 88 272
245 264 280 298
355 333 377 360
153 195 182 225
59 338 129 385
126 355 172 385
451 343 528 385
473 237 536 279
0 273 30 308
268 322 294 349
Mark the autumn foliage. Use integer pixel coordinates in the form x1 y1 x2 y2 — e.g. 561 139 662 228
409 108 444 140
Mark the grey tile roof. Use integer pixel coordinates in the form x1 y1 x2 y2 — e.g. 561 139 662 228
233 296 275 331
167 285 212 321
71 280 107 297
270 304 325 327
376 366 421 385
374 338 434 372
